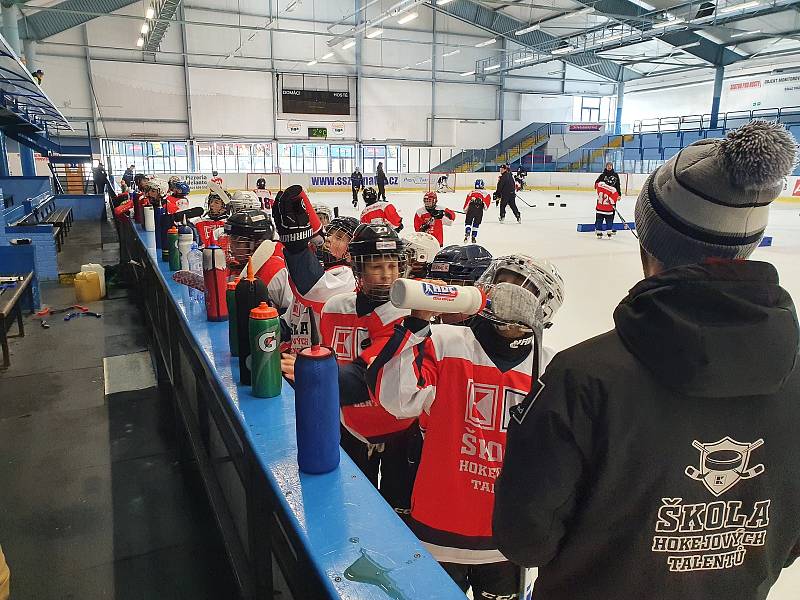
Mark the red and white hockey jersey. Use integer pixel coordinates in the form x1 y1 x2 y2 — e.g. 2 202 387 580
464 190 492 211
248 241 292 311
413 207 455 246
165 194 190 215
369 319 550 564
360 202 402 229
194 219 229 254
595 181 620 214
254 188 272 210
320 293 414 441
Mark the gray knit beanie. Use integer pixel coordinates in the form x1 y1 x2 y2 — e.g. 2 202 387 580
635 120 798 269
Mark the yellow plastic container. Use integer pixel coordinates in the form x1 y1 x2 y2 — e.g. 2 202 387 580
74 271 102 303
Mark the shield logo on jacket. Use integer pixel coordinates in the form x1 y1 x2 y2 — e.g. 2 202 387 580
684 437 765 497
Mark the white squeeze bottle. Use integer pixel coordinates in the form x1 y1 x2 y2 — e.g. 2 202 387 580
178 222 194 270
389 278 487 314
187 242 204 303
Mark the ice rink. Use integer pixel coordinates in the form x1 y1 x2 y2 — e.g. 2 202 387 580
187 187 800 596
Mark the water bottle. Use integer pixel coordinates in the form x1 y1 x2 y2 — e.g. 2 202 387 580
248 302 282 398
167 226 181 271
187 243 204 304
160 214 172 262
143 205 155 231
133 192 143 224
226 278 240 355
295 344 341 474
178 222 194 270
235 259 269 385
202 233 228 322
389 278 487 314
154 206 164 252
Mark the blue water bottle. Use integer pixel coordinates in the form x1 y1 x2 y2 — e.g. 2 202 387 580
294 343 341 474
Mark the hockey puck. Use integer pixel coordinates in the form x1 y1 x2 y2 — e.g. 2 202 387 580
555 194 561 198
560 203 567 207
548 202 555 207
705 450 743 471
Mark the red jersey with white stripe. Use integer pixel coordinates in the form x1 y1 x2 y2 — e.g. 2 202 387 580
464 190 491 211
413 206 456 246
360 202 402 229
254 189 272 210
595 181 620 214
194 219 229 255
248 241 292 311
320 293 414 442
369 320 544 564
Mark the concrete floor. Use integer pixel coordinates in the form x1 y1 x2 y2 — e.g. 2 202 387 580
0 220 236 599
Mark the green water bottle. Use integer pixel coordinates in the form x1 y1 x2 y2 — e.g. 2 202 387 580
249 302 282 398
167 225 181 271
226 278 240 356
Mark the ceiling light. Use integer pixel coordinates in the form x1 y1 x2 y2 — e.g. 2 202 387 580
145 6 155 19
460 70 475 76
485 63 501 71
307 59 318 66
398 11 418 25
552 45 576 55
322 52 334 59
564 7 593 19
651 17 685 28
136 37 144 47
515 23 540 35
442 49 460 57
731 29 761 37
719 1 760 13
436 0 455 4
141 23 149 34
342 40 356 49
476 38 496 47
366 28 383 38
514 54 535 63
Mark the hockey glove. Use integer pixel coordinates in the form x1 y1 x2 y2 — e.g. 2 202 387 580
272 185 322 247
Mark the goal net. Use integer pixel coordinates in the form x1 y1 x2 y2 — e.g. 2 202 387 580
428 172 459 194
246 172 283 192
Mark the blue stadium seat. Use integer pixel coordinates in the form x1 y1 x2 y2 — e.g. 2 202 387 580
641 133 660 148
622 134 641 148
623 148 642 161
642 148 661 160
724 117 750 129
780 112 800 125
788 125 800 141
681 130 703 145
662 147 681 160
660 132 681 147
704 128 724 139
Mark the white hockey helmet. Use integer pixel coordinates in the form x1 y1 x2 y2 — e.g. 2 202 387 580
147 177 168 196
229 190 262 214
312 202 333 225
475 254 564 332
401 231 440 272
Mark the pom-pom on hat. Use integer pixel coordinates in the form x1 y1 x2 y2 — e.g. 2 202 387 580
635 120 798 269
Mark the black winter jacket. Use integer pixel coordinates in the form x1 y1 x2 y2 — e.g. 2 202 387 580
495 170 516 201
351 171 364 189
494 260 800 600
376 167 388 187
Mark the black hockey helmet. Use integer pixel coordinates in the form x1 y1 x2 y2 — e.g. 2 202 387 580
349 223 406 301
362 186 378 205
316 216 360 269
256 177 267 189
224 209 275 240
427 244 492 285
327 216 359 238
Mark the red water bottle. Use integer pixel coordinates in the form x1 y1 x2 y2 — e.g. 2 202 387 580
202 231 228 322
133 191 143 224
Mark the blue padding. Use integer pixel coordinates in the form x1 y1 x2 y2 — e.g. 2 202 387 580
131 225 465 599
0 245 40 308
577 222 636 232
55 194 105 220
0 176 51 203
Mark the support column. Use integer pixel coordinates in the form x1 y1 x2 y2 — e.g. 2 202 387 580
498 39 506 147
178 5 193 141
2 4 21 57
355 0 362 146
20 144 35 176
23 39 37 71
430 8 436 146
615 79 625 135
0 132 10 177
710 66 724 129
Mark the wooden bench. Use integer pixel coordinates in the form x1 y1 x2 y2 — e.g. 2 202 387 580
0 272 34 368
43 206 73 233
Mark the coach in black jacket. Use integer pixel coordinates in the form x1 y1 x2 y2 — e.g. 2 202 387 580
494 121 800 600
494 164 520 223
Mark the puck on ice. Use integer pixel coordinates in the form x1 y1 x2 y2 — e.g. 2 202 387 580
560 203 567 207
548 202 555 206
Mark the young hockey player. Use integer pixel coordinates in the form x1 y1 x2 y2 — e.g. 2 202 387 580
436 173 451 193
360 186 403 231
413 192 455 246
223 209 292 311
195 187 231 249
595 179 621 238
463 179 492 243
312 202 333 230
253 177 272 209
229 190 262 214
351 166 364 207
514 167 527 191
427 244 493 327
401 231 441 278
367 254 564 599
165 181 190 215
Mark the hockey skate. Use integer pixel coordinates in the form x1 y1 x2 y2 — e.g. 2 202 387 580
471 235 477 244
608 231 615 237
516 216 521 224
596 232 603 239
499 216 504 223
464 235 469 243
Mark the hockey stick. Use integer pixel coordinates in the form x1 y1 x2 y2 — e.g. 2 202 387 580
613 206 639 239
516 193 536 208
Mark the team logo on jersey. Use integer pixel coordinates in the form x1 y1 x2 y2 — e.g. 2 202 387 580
465 380 499 429
685 437 765 497
509 379 545 426
331 326 369 362
421 282 458 300
501 388 528 431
